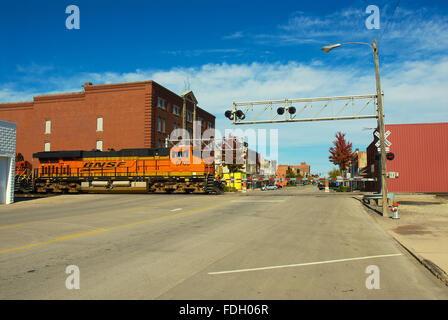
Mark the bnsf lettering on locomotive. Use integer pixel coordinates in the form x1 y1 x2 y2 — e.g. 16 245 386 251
93 162 106 168
83 161 126 168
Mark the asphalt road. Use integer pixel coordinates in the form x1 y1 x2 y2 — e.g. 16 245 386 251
0 186 447 299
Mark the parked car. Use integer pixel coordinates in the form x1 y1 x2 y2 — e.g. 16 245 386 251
262 185 277 191
318 182 338 190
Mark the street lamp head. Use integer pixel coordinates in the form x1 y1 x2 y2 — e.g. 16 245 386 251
321 43 342 53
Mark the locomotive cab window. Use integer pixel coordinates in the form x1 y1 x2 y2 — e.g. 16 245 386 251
171 150 189 158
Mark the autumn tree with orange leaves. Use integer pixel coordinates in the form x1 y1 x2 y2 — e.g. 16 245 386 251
329 132 353 176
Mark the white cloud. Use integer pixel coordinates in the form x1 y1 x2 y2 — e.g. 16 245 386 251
223 31 244 40
241 3 448 60
1 56 447 174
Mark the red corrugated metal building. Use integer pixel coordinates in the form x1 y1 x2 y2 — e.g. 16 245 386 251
365 122 448 193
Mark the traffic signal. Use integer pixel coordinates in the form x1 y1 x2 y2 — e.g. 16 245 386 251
386 152 395 161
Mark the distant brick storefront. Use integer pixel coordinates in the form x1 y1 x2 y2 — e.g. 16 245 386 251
276 163 311 186
0 81 215 167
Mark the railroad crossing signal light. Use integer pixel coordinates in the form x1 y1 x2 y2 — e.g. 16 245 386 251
235 110 245 120
288 106 296 114
277 107 285 115
386 152 395 161
225 110 245 120
225 110 234 120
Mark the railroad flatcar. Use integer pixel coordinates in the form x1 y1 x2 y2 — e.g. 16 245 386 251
32 145 223 194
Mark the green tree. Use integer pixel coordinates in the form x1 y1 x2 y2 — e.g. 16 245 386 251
286 167 298 178
328 168 341 179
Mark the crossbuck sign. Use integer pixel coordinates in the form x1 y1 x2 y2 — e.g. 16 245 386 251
375 130 391 152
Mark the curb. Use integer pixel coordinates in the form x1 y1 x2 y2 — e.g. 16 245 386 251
358 198 448 287
389 232 448 287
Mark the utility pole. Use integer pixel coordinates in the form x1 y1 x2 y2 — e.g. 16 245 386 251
320 39 388 217
372 39 389 217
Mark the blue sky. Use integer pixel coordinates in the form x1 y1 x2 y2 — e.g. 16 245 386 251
1 0 447 176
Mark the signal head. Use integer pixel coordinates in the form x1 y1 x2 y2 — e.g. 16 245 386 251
236 110 245 120
386 152 395 161
225 110 234 120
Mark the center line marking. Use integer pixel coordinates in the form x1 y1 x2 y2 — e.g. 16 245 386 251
0 202 225 254
170 208 182 212
208 253 403 275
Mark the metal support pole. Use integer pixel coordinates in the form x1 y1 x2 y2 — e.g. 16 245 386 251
182 97 187 130
372 39 388 217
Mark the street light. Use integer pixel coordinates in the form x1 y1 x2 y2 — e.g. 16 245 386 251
321 44 342 52
322 39 389 218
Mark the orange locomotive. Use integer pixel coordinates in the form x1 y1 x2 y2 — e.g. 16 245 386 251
32 145 222 194
14 153 34 193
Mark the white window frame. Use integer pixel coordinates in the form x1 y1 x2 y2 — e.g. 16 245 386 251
157 97 166 110
45 120 51 134
97 117 103 132
44 142 51 152
96 140 103 151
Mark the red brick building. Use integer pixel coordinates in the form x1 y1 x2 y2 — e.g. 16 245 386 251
276 162 311 185
0 81 215 167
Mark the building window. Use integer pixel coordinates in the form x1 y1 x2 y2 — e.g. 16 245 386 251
157 97 166 110
45 120 51 134
96 140 103 151
187 110 192 122
173 105 181 116
97 117 103 132
207 122 213 129
44 142 51 152
158 118 165 133
197 117 203 126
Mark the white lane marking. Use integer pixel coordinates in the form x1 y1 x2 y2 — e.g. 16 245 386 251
170 208 182 212
231 200 285 203
208 253 403 275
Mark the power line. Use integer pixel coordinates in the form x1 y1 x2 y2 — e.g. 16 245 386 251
379 0 401 43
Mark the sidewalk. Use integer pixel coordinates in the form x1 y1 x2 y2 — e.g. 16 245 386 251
358 193 448 286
